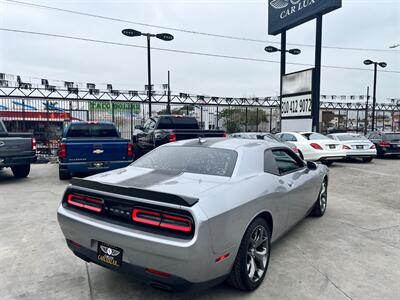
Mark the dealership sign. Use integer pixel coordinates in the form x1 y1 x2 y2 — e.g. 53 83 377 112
89 101 140 113
281 69 314 131
268 0 342 35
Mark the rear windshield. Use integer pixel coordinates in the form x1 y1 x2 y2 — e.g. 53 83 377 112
335 134 368 141
66 123 119 138
301 133 331 140
133 146 237 177
383 133 400 141
157 117 199 130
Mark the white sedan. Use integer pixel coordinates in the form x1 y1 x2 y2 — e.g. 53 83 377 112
327 133 377 162
276 132 347 165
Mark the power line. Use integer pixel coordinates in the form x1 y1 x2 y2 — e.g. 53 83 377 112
4 0 400 54
1 27 399 74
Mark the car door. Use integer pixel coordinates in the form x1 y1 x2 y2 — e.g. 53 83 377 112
271 148 317 229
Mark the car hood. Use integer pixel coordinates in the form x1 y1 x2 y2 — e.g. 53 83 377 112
86 166 230 198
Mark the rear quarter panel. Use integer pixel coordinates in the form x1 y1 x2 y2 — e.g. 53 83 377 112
198 173 289 254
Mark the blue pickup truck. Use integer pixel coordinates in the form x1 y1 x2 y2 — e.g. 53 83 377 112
58 122 134 180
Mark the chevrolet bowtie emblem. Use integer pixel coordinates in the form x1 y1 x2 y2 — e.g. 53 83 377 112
93 149 104 154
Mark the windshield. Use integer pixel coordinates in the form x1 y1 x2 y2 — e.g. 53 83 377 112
66 123 119 138
133 146 237 177
335 134 368 141
383 133 400 142
302 133 331 140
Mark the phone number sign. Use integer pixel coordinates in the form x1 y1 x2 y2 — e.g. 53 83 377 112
281 94 312 118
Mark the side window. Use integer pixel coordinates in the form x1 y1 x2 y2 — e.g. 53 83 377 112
264 150 280 175
279 134 290 142
272 149 304 175
286 134 297 142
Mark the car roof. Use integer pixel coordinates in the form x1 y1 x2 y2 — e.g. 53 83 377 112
167 137 282 151
330 132 362 136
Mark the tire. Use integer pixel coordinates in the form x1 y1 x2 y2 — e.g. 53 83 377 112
227 217 271 291
310 179 328 217
362 157 373 163
11 164 30 178
322 161 333 166
59 169 71 180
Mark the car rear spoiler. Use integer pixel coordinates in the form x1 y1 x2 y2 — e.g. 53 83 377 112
70 178 199 207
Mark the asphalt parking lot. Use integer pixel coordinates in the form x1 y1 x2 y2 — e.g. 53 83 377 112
0 159 399 300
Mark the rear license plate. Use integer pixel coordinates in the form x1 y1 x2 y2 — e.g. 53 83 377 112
91 162 105 168
97 241 123 267
356 145 364 149
329 145 336 149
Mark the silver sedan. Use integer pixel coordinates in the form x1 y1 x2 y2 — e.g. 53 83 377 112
57 138 329 292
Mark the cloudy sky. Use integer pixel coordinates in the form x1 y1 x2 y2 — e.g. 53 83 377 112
0 0 399 101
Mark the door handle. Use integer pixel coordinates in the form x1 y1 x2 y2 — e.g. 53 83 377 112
287 181 294 187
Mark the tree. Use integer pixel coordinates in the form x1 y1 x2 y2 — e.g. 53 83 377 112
158 105 194 115
219 108 268 133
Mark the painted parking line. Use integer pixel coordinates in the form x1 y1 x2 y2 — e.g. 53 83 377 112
345 166 397 177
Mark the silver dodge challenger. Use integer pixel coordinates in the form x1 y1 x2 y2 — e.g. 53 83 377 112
57 138 329 292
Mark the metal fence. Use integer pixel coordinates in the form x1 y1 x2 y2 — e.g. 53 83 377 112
0 91 399 159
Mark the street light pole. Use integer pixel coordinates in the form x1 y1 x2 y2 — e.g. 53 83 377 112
265 42 301 132
146 34 152 117
122 28 174 119
372 63 377 131
363 59 387 132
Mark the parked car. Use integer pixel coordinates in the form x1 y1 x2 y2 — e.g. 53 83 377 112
366 131 400 157
276 131 347 165
327 133 377 162
132 115 226 157
0 120 37 178
230 132 301 157
58 122 134 180
57 138 328 292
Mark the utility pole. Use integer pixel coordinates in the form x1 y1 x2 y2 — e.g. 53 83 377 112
167 70 171 114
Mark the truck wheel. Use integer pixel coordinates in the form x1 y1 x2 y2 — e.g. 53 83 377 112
227 217 271 291
11 165 30 178
59 169 71 180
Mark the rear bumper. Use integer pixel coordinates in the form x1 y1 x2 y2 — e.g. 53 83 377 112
0 154 37 167
345 149 377 158
59 160 132 174
378 148 400 156
57 205 234 290
66 240 226 292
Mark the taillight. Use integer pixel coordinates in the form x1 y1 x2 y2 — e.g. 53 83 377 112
223 132 227 138
132 208 193 233
310 143 323 150
370 144 376 149
169 133 177 143
159 213 192 233
342 145 351 150
127 143 134 157
67 194 103 213
379 141 390 147
31 137 37 151
59 143 67 159
132 208 161 226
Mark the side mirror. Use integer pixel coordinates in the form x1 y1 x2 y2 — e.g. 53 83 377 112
306 161 318 170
